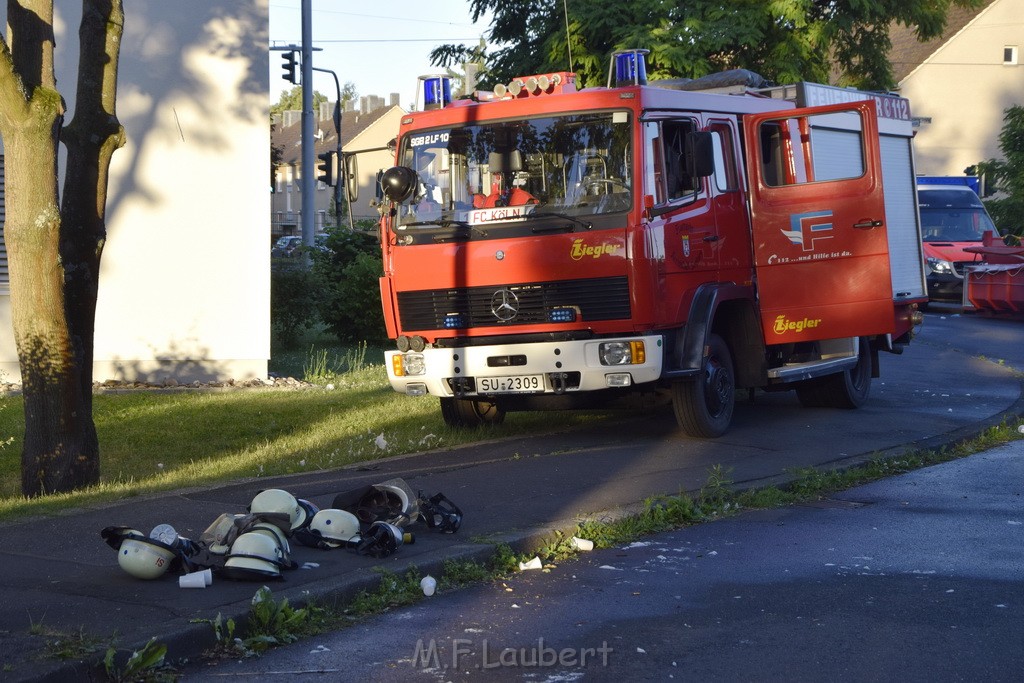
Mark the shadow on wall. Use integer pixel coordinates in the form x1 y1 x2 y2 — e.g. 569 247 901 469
84 1 270 221
106 341 232 385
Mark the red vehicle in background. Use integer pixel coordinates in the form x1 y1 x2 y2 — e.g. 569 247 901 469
375 51 927 436
918 183 1000 305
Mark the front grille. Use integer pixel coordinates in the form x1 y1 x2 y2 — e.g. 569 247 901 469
397 276 631 330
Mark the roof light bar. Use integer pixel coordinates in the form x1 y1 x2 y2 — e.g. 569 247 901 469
419 74 452 110
609 49 649 88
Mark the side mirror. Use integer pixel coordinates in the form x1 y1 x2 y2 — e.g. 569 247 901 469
380 166 418 203
685 131 714 178
344 154 359 202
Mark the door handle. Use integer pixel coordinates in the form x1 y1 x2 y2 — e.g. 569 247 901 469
702 234 719 243
853 219 883 229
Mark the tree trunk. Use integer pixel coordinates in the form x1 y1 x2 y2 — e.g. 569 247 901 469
60 0 127 472
0 0 124 496
5 110 99 496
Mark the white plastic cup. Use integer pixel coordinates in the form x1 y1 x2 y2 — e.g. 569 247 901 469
571 536 594 551
179 572 207 589
199 568 213 586
518 556 542 571
420 575 437 596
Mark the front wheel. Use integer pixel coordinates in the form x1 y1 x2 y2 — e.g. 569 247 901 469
440 397 506 428
672 333 735 438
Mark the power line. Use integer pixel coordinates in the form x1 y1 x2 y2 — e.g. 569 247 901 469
271 38 479 45
269 4 480 28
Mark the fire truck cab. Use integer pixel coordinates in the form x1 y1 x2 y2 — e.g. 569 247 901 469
377 51 926 437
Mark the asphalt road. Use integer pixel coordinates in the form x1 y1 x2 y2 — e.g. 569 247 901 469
178 307 1024 682
203 442 1024 682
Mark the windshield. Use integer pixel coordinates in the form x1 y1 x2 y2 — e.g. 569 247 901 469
919 189 997 242
393 111 632 234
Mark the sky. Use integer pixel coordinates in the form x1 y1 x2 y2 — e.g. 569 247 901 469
268 1 491 110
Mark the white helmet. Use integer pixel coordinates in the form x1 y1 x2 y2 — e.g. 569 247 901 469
295 498 320 532
250 521 292 557
115 531 177 580
222 531 287 580
308 509 361 548
249 489 306 531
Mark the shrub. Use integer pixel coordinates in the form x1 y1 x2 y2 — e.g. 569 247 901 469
271 262 320 345
313 224 388 344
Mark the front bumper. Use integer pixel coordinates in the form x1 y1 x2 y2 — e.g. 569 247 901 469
385 335 665 398
926 273 963 302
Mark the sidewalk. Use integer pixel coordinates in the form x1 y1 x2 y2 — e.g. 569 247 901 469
1 324 1021 681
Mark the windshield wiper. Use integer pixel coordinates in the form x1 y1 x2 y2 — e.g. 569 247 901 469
521 212 593 233
401 219 488 240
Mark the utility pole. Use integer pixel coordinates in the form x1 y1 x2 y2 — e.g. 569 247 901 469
300 0 315 248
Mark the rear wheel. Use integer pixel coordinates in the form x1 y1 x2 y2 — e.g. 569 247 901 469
440 397 506 428
795 336 872 409
672 333 735 438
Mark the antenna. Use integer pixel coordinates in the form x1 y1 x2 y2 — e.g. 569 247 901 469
563 0 574 73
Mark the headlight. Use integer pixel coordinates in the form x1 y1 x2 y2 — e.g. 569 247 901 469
598 341 645 365
402 353 426 376
926 257 954 275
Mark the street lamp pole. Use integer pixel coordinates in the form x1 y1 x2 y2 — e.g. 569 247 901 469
312 66 346 229
300 0 315 248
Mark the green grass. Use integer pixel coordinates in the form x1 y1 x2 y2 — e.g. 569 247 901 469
0 336 614 520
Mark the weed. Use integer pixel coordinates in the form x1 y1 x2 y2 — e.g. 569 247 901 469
191 613 239 658
195 587 333 659
439 558 492 589
347 568 424 616
103 638 174 683
28 618 107 661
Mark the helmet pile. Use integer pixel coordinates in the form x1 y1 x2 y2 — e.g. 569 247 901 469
100 478 463 583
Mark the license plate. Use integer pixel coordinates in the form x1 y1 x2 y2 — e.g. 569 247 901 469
478 374 544 393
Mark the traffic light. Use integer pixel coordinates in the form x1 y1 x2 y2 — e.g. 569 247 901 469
316 151 338 186
281 50 297 84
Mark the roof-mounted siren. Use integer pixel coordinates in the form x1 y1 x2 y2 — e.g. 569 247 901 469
419 74 452 111
608 48 649 88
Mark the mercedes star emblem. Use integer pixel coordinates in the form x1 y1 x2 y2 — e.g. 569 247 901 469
490 288 519 322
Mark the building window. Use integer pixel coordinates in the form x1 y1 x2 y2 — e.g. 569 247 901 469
1005 46 1018 65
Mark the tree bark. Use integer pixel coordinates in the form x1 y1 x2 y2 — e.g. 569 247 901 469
0 0 124 496
60 0 126 476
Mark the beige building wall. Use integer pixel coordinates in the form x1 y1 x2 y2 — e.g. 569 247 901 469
899 0 1024 176
0 1 270 384
347 107 405 222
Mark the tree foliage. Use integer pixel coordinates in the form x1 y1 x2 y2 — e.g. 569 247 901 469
977 106 1024 239
433 0 985 90
0 0 125 496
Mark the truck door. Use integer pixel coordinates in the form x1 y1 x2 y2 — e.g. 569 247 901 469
743 100 894 343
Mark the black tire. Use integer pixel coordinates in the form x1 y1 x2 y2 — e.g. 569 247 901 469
672 333 735 438
439 397 506 428
795 336 872 409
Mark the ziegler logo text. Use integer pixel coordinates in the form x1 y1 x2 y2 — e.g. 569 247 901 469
773 315 822 334
571 239 620 260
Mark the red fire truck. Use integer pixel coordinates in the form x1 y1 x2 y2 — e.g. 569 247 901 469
376 51 926 437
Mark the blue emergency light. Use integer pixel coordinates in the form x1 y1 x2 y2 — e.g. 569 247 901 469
610 49 649 88
443 313 466 329
547 307 578 323
419 75 452 110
